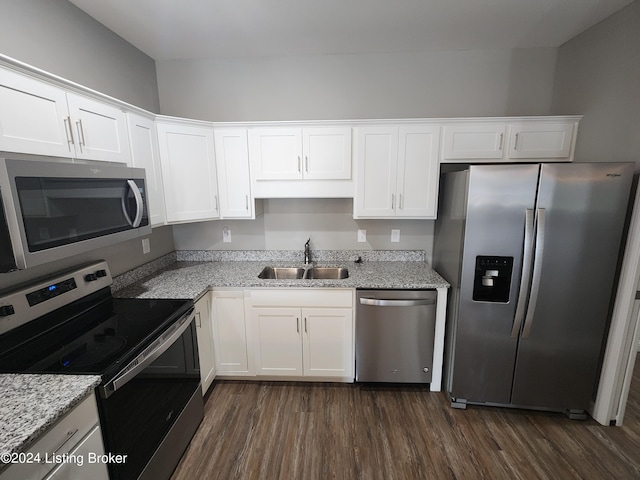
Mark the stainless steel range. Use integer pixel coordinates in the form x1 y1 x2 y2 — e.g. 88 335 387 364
0 261 203 480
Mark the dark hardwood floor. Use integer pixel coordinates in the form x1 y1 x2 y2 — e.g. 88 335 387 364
172 362 640 480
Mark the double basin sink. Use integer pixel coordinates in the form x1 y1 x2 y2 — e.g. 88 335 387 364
258 266 349 280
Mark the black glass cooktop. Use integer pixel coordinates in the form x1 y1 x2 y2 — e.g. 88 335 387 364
0 288 192 382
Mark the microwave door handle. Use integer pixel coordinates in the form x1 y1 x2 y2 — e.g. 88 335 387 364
100 308 195 399
121 180 144 228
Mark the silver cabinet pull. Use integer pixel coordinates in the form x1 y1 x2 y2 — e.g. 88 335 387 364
196 311 202 328
63 116 74 148
215 195 219 212
305 155 309 173
522 208 546 338
39 429 78 463
514 133 520 150
76 119 86 147
245 195 249 211
391 194 395 210
297 155 301 173
399 194 403 210
296 317 300 333
304 317 308 333
512 209 535 338
499 132 504 150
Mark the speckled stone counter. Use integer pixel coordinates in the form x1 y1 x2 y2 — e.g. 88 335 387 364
0 374 101 463
113 259 450 300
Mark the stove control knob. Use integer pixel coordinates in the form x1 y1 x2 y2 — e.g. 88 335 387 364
96 269 107 278
0 305 15 317
85 273 98 282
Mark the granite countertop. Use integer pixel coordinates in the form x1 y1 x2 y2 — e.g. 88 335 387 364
0 374 101 465
114 259 450 300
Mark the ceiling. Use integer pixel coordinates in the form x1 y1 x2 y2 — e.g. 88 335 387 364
69 0 634 61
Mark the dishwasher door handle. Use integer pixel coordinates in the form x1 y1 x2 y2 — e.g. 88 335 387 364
359 297 435 307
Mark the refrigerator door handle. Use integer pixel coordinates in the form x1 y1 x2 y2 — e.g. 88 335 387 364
522 208 546 338
511 208 535 338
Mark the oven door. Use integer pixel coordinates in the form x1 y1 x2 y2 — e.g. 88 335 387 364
97 308 203 480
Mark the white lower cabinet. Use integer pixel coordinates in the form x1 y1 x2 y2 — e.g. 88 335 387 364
0 394 108 480
248 289 354 381
211 290 253 376
194 291 216 394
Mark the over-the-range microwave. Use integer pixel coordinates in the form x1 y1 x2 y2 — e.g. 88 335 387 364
0 157 150 272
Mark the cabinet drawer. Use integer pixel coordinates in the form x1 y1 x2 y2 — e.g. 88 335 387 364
247 289 354 308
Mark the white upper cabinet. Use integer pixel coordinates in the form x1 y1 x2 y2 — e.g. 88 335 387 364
0 67 130 163
507 121 575 159
442 118 579 162
355 125 440 219
127 113 165 226
0 68 72 157
442 123 508 160
66 92 131 163
156 120 220 223
249 126 352 180
214 128 254 219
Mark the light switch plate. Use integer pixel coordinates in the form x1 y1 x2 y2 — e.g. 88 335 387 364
357 229 366 242
142 238 151 254
391 229 400 243
223 227 232 243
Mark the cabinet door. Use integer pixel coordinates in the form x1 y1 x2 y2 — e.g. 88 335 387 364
302 127 352 180
442 124 507 161
354 126 398 217
157 122 220 223
249 128 302 180
211 291 252 375
194 292 216 394
252 307 303 376
127 113 165 226
0 68 73 157
303 308 353 378
66 92 131 163
396 125 440 218
508 122 575 159
214 128 253 218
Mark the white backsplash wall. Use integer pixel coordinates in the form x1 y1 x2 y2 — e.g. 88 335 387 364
172 199 435 263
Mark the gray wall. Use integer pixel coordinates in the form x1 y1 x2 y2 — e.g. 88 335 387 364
0 0 160 112
157 48 557 122
0 0 171 291
552 0 640 168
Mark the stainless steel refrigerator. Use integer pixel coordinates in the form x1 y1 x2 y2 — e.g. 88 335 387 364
433 163 633 418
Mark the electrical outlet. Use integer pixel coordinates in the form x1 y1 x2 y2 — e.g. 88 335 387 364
223 227 232 243
357 229 366 242
142 238 151 254
391 229 400 243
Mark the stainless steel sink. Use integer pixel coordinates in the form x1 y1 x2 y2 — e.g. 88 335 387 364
304 267 349 279
257 267 305 279
257 266 349 280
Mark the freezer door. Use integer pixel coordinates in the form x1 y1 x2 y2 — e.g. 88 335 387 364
510 163 633 410
450 164 539 404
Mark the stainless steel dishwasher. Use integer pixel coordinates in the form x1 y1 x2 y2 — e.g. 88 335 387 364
356 290 437 383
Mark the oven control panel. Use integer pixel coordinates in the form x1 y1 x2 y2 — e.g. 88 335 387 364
0 261 112 335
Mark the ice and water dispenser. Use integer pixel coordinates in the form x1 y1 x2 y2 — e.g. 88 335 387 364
472 256 513 303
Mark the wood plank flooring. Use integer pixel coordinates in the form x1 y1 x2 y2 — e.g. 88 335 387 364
172 363 640 480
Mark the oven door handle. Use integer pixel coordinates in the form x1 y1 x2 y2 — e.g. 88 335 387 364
100 307 195 399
